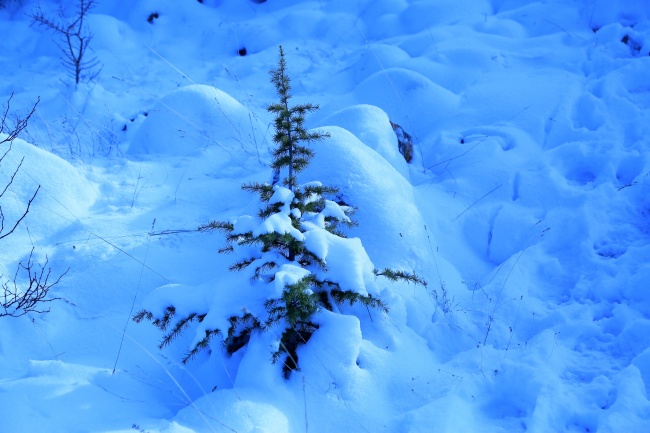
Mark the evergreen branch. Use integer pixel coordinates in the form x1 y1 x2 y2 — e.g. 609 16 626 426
229 257 257 272
293 144 316 156
242 182 275 202
302 184 339 197
272 322 318 378
152 305 176 331
159 312 206 349
325 215 358 229
133 309 153 323
198 220 234 233
218 245 234 254
183 328 222 363
281 276 320 326
267 103 287 113
298 198 326 214
330 289 389 314
271 155 293 170
253 261 278 280
256 232 302 258
263 298 286 329
236 233 264 247
290 103 320 114
297 249 327 270
259 202 284 219
230 231 254 244
227 312 261 338
316 290 333 311
292 157 312 173
325 227 348 238
224 312 261 353
310 278 331 289
374 268 428 286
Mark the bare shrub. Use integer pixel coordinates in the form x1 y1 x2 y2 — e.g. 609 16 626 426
30 0 101 85
0 94 66 318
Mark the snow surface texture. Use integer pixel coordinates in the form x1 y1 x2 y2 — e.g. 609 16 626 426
1 0 649 432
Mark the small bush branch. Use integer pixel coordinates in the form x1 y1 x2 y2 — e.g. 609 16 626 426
1 249 67 318
1 92 39 144
0 95 63 319
431 282 457 315
0 183 39 241
30 0 101 84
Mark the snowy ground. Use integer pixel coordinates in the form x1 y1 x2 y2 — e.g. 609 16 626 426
1 0 649 432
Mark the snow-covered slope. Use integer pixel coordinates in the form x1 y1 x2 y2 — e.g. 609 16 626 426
0 0 649 432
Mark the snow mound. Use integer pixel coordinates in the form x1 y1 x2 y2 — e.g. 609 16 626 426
588 0 650 28
319 104 409 178
304 228 378 296
353 68 460 137
174 386 290 433
302 309 363 379
0 137 97 252
302 126 430 272
0 360 119 432
128 84 266 159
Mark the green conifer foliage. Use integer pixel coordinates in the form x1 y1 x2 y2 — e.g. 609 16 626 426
267 46 327 193
135 46 426 378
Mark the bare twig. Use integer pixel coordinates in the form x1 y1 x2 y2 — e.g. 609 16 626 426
0 184 40 241
454 184 503 220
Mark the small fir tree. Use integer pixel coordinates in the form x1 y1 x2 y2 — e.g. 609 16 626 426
135 46 425 377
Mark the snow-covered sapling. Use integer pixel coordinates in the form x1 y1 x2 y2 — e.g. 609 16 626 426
135 46 425 377
30 0 101 85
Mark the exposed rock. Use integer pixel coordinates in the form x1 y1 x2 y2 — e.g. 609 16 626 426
390 120 413 163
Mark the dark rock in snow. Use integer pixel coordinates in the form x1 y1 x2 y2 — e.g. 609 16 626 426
390 121 413 163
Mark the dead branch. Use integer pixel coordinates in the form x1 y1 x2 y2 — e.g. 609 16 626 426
1 248 67 318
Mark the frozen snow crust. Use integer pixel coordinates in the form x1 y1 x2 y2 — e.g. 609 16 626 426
1 0 649 432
